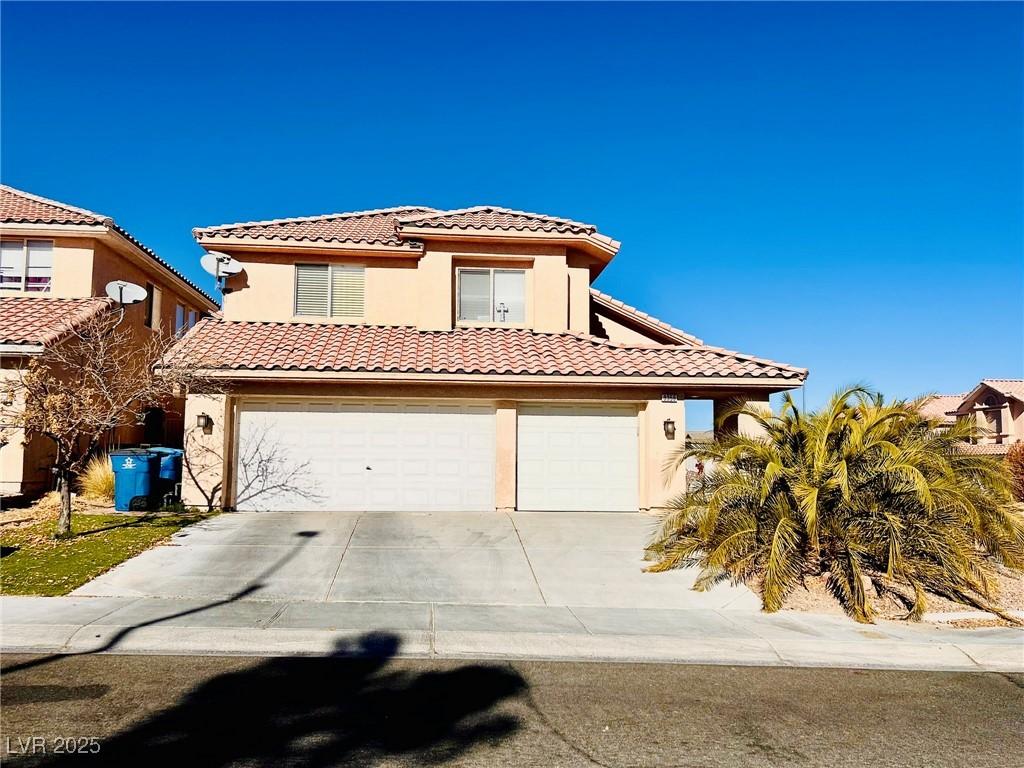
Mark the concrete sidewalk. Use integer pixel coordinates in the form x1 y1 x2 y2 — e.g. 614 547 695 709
2 595 1021 672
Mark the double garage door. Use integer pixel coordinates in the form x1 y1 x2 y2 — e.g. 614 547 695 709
235 400 637 512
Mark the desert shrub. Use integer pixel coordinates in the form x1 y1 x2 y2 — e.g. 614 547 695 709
646 387 1024 623
77 453 114 502
1006 443 1024 503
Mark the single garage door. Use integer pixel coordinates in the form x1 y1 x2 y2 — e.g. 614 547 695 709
517 404 639 512
234 401 495 512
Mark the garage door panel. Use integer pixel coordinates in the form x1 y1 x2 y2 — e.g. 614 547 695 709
235 401 495 512
518 405 638 512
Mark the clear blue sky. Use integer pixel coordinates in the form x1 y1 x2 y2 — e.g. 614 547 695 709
2 2 1021 423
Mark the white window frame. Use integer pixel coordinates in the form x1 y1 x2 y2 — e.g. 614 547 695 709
0 239 54 293
174 303 187 336
456 267 526 324
293 263 365 319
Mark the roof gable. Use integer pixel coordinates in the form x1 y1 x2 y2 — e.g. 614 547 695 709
953 379 1024 413
980 379 1024 403
590 289 703 345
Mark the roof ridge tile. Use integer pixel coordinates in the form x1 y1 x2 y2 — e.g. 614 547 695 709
194 206 438 235
397 205 597 232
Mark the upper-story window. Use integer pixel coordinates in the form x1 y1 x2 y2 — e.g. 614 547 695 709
457 268 525 324
295 264 366 319
0 239 53 292
175 304 187 336
144 282 161 330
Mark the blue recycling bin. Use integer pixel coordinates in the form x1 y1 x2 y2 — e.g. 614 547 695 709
148 447 184 500
110 449 159 511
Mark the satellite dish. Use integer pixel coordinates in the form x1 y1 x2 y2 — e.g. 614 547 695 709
200 251 243 278
105 280 148 306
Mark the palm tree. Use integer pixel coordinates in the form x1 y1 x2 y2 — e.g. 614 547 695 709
646 387 1024 623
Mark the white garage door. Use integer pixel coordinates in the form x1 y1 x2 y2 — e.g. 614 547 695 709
517 404 638 512
234 401 495 512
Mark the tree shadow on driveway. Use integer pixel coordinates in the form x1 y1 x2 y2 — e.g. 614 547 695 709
4 530 322 675
3 525 528 766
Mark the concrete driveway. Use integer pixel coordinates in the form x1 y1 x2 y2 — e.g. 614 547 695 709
73 511 757 611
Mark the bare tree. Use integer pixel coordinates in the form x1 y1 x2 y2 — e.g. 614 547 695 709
0 309 214 537
183 422 323 512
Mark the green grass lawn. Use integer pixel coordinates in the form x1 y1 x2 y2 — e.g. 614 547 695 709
0 510 216 596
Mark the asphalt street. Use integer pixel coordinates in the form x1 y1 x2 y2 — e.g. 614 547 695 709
2 645 1021 767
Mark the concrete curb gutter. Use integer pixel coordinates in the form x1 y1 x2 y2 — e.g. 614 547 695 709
3 594 1021 673
2 623 1021 673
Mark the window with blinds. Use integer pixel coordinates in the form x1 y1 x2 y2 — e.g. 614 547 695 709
295 264 365 318
0 239 53 292
457 268 525 323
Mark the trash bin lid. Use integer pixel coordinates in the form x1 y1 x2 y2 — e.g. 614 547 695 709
148 447 184 457
110 448 156 456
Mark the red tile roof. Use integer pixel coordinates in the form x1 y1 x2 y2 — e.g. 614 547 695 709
960 442 1015 456
917 394 963 423
0 185 109 226
174 318 806 381
193 207 437 247
398 206 598 236
590 289 703 345
1 185 216 307
980 379 1024 403
193 205 620 253
0 297 112 346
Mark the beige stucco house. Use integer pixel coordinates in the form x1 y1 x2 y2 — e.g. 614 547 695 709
920 380 1024 455
0 185 218 496
176 205 806 513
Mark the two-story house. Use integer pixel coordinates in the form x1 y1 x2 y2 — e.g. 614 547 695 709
919 380 1024 455
177 205 806 513
0 185 218 497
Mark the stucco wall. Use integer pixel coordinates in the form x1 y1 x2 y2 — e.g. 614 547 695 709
180 392 232 510
0 236 94 298
216 240 591 335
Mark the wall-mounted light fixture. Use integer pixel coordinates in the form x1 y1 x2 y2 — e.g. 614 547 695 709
663 418 676 440
196 413 213 429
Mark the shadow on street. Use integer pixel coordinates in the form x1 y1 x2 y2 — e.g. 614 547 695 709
8 632 526 767
2 527 528 766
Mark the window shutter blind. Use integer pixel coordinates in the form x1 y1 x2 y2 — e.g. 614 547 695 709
25 240 53 292
295 264 329 316
458 270 492 321
330 266 365 318
493 270 525 323
0 241 24 289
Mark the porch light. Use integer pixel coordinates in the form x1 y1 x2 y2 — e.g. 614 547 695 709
196 413 213 429
663 418 676 440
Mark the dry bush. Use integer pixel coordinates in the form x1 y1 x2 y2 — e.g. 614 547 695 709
1007 443 1024 502
77 454 115 501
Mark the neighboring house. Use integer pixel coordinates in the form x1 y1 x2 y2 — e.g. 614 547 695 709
0 185 218 496
177 205 806 513
919 380 1024 455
